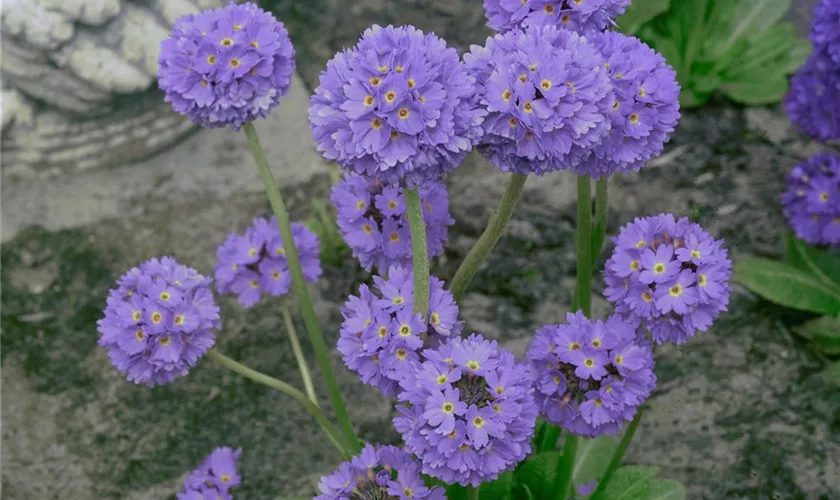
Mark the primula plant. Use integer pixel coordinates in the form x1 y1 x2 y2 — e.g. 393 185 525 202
96 0 758 497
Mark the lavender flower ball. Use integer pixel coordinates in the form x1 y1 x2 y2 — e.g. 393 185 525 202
527 312 656 437
97 257 220 387
395 334 538 486
331 174 454 272
785 52 840 143
316 444 446 500
484 0 630 35
178 446 242 500
812 0 840 65
158 2 295 130
574 31 681 178
781 152 840 246
465 25 613 175
604 214 732 344
337 266 462 396
215 217 322 308
309 25 484 187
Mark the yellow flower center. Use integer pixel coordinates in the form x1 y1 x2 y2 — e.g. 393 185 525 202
523 102 534 113
639 86 646 97
669 284 683 297
653 263 666 274
174 314 185 325
233 23 243 30
160 291 171 301
467 360 480 370
496 386 504 395
819 191 829 202
395 66 405 73
509 117 519 128
393 296 404 305
630 260 640 271
385 91 397 103
135 330 145 341
612 100 620 111
398 108 410 119
390 130 400 139
430 312 441 325
250 280 259 288
132 310 141 322
594 398 603 407
544 4 555 13
206 54 216 65
691 249 701 259
529 63 538 71
362 223 374 234
363 95 375 107
369 77 382 86
356 200 366 211
553 375 561 384
407 78 416 89
389 232 400 242
388 200 397 209
502 89 512 102
592 338 601 348
395 349 407 360
221 38 234 47
615 355 624 365
561 14 571 24
248 248 258 257
493 404 502 413
519 74 528 83
271 271 282 280
614 73 624 79
371 118 383 130
436 374 448 384
584 358 595 368
377 326 388 338
160 335 171 347
473 416 485 428
442 402 454 413
221 474 232 483
152 312 162 324
444 357 452 364
378 65 389 73
699 274 708 286
232 263 239 271
569 341 581 351
250 40 258 48
404 488 414 498
541 79 552 91
229 58 241 68
399 324 411 336
566 81 576 94
629 113 639 124
636 239 646 248
642 291 654 302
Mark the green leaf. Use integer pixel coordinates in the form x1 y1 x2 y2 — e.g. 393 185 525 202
571 436 619 489
783 231 840 291
796 316 840 355
616 0 672 35
679 89 712 108
478 471 515 500
721 78 789 105
648 479 688 500
690 73 722 93
734 259 840 315
822 361 840 386
520 483 536 500
724 0 792 48
601 466 657 500
776 38 812 74
515 452 560 498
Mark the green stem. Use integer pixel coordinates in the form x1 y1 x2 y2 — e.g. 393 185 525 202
552 434 579 500
591 178 609 261
242 123 359 454
281 304 318 406
467 486 479 500
538 421 562 453
206 349 349 459
589 408 644 500
449 174 528 302
575 176 593 316
404 188 430 316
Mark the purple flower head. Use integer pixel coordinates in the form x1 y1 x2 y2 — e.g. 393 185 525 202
785 51 840 143
483 0 630 36
573 31 681 178
812 0 840 66
309 25 484 187
178 446 242 499
158 2 295 130
465 25 614 175
338 266 462 396
332 174 455 272
315 444 445 500
97 257 220 387
604 214 732 344
781 152 840 247
214 217 322 307
527 312 655 437
394 334 538 486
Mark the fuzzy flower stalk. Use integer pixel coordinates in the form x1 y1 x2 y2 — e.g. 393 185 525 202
527 312 656 437
332 174 454 272
178 446 242 499
483 0 630 36
97 257 220 386
315 444 446 500
158 2 295 129
309 25 484 187
781 151 840 246
395 334 538 486
338 266 462 396
604 214 732 344
214 216 322 307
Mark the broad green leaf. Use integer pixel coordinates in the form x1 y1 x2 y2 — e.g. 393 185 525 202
721 78 789 105
616 0 672 35
601 466 657 500
690 74 722 94
515 452 560 498
796 316 840 355
734 259 840 315
648 479 688 500
783 231 840 291
478 471 515 500
726 24 798 79
725 0 792 46
679 89 712 108
520 483 536 500
776 38 812 74
571 436 619 489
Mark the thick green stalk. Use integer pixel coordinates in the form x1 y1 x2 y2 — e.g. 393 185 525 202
404 188 430 316
281 304 318 406
467 486 479 500
552 434 579 500
206 349 349 459
242 123 359 454
588 409 644 500
449 174 528 302
591 178 609 260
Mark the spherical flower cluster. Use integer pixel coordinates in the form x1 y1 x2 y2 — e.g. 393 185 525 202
309 25 484 187
781 152 840 246
177 446 242 500
812 0 840 66
604 214 732 344
331 174 454 272
394 334 537 486
315 444 445 500
215 217 322 308
483 0 630 36
573 31 681 178
785 52 840 143
97 257 220 387
337 266 461 396
465 25 613 175
158 2 295 129
527 312 656 437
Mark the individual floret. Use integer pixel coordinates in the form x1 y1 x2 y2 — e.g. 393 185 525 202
781 151 840 246
178 446 242 499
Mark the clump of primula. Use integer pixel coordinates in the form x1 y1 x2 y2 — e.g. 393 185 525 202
785 51 840 143
158 2 295 129
337 266 461 396
177 446 242 500
395 334 537 486
604 214 732 344
97 257 220 387
781 151 840 246
316 444 446 500
309 25 484 187
215 217 322 307
465 25 613 175
574 31 681 178
527 312 656 437
812 0 840 66
331 173 454 272
483 0 630 36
